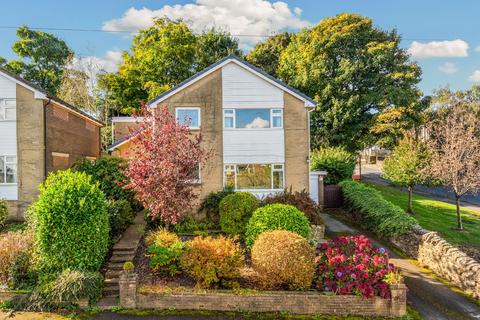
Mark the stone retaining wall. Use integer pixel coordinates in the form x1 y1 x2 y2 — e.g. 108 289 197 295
119 273 407 317
391 226 480 299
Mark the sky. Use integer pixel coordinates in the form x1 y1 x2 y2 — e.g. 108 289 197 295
1 0 480 95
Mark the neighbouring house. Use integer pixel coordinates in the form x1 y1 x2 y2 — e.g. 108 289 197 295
108 55 317 202
0 68 103 220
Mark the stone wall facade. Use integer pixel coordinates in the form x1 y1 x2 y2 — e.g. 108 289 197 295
118 272 406 317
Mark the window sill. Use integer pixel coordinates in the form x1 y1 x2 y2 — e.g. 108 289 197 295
0 183 18 186
223 128 283 131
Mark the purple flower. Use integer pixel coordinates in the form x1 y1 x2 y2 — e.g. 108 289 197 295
379 248 386 254
336 271 343 278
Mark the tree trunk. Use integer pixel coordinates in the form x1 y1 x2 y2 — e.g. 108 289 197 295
407 186 414 214
455 194 464 231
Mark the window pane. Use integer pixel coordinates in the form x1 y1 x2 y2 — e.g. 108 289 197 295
225 170 235 188
224 116 234 128
177 109 199 128
4 99 16 106
272 109 282 114
273 170 284 189
5 108 16 120
236 164 271 189
0 157 4 183
236 109 270 128
273 164 283 170
6 164 16 183
5 156 16 163
272 116 282 128
224 109 234 114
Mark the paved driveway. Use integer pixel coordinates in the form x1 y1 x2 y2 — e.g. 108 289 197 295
320 213 480 320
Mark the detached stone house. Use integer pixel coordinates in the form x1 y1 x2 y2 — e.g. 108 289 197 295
0 68 103 220
108 55 317 201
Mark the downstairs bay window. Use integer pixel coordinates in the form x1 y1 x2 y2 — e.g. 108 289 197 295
224 163 284 190
0 156 17 184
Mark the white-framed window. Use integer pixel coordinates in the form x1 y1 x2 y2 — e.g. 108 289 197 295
0 99 16 121
0 156 17 184
223 163 284 190
176 107 201 129
182 162 201 184
223 109 283 129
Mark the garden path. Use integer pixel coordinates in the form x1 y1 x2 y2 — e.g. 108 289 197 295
320 212 480 320
98 212 146 309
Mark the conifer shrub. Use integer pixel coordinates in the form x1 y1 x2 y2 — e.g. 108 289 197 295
219 192 258 236
245 204 310 248
251 230 315 290
180 236 244 288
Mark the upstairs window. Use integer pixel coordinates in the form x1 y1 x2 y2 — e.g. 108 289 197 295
0 156 17 184
223 109 283 129
176 107 200 129
0 99 16 121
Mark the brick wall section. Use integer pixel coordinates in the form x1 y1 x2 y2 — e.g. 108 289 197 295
284 92 310 192
45 101 100 173
9 85 46 220
118 272 407 317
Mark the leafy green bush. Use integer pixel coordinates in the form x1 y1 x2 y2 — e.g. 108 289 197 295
146 228 184 276
198 187 234 226
261 188 322 225
107 199 135 240
219 192 258 236
339 180 417 237
73 155 134 202
173 215 216 234
29 170 110 276
245 204 311 248
31 269 103 307
0 199 8 228
180 236 244 288
251 230 315 290
310 147 356 185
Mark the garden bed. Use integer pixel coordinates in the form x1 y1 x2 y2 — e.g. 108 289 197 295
119 273 406 317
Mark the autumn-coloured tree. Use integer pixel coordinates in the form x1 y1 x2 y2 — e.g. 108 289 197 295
425 103 480 230
124 105 208 225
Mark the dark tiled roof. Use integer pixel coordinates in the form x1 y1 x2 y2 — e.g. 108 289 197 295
147 54 316 106
0 66 104 126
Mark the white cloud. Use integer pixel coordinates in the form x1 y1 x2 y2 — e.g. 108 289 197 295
102 0 310 49
246 117 269 128
407 39 469 59
438 62 458 74
469 70 480 82
82 50 123 73
475 46 480 53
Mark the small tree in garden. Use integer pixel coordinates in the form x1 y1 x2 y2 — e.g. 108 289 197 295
124 105 208 225
382 136 430 214
425 104 480 230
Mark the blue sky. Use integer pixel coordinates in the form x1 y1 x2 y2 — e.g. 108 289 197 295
1 0 480 95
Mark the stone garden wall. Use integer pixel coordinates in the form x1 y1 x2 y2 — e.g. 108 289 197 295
118 272 407 317
392 227 480 299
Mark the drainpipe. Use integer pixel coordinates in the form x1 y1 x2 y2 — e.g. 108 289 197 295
43 99 50 179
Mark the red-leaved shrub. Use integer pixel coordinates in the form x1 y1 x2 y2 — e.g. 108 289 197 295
315 236 395 298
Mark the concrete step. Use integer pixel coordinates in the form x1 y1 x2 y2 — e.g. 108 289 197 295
112 249 136 255
105 270 121 279
98 296 117 310
110 254 135 263
102 285 119 295
107 262 125 271
113 243 138 251
104 278 119 287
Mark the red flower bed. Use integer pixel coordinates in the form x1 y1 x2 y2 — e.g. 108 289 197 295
315 236 396 298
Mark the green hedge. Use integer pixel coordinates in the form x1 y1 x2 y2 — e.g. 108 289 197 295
339 180 417 238
219 192 258 236
310 147 356 185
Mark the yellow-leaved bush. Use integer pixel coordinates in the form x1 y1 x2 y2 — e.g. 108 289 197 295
0 231 33 285
251 230 315 290
146 228 181 247
180 235 244 288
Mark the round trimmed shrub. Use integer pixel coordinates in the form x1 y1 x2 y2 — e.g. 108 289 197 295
30 170 109 275
219 192 258 236
180 236 244 288
251 230 315 290
310 147 356 185
245 204 310 248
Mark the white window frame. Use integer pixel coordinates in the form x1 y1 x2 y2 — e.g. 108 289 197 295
223 108 283 130
0 155 17 185
0 99 16 121
184 162 201 184
271 109 283 128
223 163 285 191
175 107 201 129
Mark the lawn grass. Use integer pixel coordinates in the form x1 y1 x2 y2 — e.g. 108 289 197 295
363 182 480 247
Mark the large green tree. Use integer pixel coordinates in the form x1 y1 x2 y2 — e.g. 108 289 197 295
278 13 423 152
246 32 291 77
195 28 242 71
0 26 73 94
99 19 241 115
